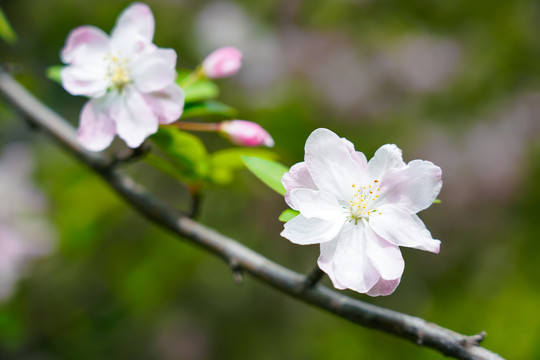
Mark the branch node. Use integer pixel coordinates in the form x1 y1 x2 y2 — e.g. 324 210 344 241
300 266 325 291
460 331 487 347
229 259 244 286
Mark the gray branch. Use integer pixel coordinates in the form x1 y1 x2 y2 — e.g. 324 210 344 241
0 69 505 360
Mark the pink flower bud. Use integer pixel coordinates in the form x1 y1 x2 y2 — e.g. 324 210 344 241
220 120 274 147
202 47 242 78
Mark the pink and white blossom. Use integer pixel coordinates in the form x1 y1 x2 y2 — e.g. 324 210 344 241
0 144 55 302
219 120 274 147
281 128 442 296
60 2 184 151
202 47 242 78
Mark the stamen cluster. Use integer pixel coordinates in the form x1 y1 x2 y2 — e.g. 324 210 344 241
348 179 381 223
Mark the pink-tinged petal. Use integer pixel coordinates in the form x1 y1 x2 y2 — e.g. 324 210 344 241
318 224 380 293
367 144 406 180
111 2 154 44
340 138 368 167
282 162 317 209
281 215 343 245
131 48 178 93
365 226 404 280
61 64 108 97
142 84 184 124
111 88 158 148
202 47 242 78
369 207 441 253
305 128 368 200
317 239 347 290
377 160 442 213
366 278 401 297
61 25 109 64
77 99 116 152
289 188 343 220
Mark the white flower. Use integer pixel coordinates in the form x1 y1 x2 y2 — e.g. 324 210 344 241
281 128 442 296
60 2 184 151
0 144 55 302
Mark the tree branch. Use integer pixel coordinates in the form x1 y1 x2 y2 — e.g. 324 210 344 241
0 70 505 360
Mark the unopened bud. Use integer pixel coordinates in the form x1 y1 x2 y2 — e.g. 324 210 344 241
220 120 274 147
202 47 242 79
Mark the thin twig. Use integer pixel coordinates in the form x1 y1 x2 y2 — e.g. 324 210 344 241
188 184 203 219
301 266 325 290
111 142 150 167
0 70 505 360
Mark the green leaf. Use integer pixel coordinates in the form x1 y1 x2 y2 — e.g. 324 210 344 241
433 198 441 204
279 209 299 222
182 101 238 119
150 127 209 181
46 65 63 84
209 148 278 185
184 80 219 103
242 156 289 195
0 8 17 44
177 69 219 103
211 148 278 170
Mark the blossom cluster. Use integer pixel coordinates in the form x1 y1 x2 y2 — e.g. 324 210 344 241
59 3 443 297
60 2 269 151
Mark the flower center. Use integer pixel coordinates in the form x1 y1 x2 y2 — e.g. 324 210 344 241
348 179 381 224
104 53 131 90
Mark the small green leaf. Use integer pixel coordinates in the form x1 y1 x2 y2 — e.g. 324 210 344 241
209 167 234 185
184 80 219 103
182 101 238 119
46 65 63 84
177 69 219 103
433 199 441 204
209 148 278 185
211 148 278 170
279 209 299 222
0 8 17 44
150 127 209 180
242 156 289 195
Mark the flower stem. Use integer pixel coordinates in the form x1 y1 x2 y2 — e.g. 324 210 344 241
179 66 204 88
163 121 221 132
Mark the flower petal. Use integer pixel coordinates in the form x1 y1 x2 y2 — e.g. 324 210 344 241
365 226 404 280
77 99 116 151
61 25 109 64
282 162 317 209
110 88 158 148
305 128 368 201
281 215 343 245
377 160 442 213
111 2 154 44
131 48 178 93
289 188 343 220
61 64 109 97
367 144 406 180
340 138 368 167
366 278 401 296
318 223 380 293
142 83 184 124
369 207 441 253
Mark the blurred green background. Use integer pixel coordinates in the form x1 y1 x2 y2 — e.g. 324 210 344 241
1 0 540 359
